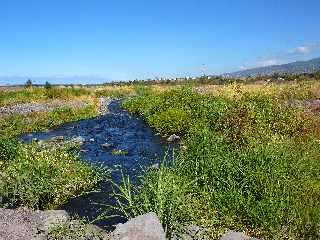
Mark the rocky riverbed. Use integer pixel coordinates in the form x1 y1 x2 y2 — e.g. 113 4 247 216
0 100 91 118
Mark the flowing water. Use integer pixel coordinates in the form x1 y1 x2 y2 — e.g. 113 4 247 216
20 100 177 228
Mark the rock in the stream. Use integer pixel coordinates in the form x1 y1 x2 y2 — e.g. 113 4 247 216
51 136 64 142
71 136 85 144
220 231 258 240
101 143 113 149
148 163 160 171
167 134 180 142
89 138 95 142
111 213 166 240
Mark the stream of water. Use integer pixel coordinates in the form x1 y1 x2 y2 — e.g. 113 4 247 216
21 100 177 228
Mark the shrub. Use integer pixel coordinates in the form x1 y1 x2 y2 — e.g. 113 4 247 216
0 139 20 165
119 88 320 239
0 143 104 209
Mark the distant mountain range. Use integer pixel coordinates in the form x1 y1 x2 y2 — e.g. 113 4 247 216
226 57 320 77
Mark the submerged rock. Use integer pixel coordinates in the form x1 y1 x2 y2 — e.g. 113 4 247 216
112 149 129 155
111 213 165 240
167 134 181 142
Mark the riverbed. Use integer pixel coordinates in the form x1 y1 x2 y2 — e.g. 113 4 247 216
20 100 177 228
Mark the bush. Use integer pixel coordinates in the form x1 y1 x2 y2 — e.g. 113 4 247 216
0 104 97 139
0 143 103 209
119 88 320 239
0 139 20 165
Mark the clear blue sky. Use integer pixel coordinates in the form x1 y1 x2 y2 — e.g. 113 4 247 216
1 0 320 84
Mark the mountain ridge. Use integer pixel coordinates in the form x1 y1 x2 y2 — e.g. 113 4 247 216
226 57 320 77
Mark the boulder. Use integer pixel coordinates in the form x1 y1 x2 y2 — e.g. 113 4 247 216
111 213 166 240
167 134 181 142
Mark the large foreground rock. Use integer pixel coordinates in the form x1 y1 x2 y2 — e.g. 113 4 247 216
111 213 166 240
0 208 68 240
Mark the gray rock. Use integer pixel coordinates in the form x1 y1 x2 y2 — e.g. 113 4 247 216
149 163 160 171
101 143 113 149
71 136 85 144
89 138 95 142
98 97 112 114
51 136 64 142
172 225 208 240
0 208 68 240
167 134 181 142
111 213 166 240
220 231 256 240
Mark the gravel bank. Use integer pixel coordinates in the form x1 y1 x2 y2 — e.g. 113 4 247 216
0 100 90 118
0 208 68 240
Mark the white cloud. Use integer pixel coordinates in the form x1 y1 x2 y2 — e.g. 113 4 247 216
239 58 284 70
238 42 320 71
289 43 320 55
257 58 283 67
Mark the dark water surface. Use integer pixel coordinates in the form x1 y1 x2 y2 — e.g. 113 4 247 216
21 100 177 228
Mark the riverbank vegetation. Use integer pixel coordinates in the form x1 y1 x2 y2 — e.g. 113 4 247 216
0 139 102 209
0 104 98 138
1 75 320 239
119 82 320 239
0 99 105 210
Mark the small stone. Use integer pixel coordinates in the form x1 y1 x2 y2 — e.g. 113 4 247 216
112 213 165 240
101 143 113 149
51 136 64 142
167 134 181 142
149 163 160 170
72 136 85 144
89 138 95 142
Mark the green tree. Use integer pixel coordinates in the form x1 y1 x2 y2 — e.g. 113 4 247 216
25 79 32 88
44 81 52 90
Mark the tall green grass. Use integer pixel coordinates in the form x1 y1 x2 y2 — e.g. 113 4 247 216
0 100 103 210
0 104 97 139
116 88 320 239
0 139 105 209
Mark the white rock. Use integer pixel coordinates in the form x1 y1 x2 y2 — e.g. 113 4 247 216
167 134 181 142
